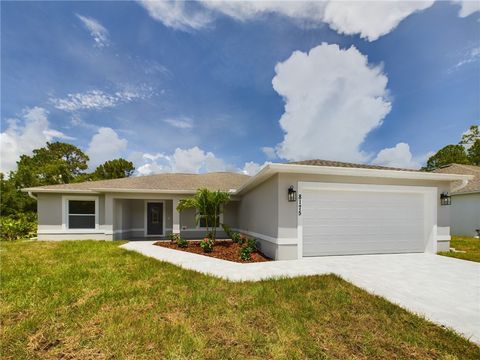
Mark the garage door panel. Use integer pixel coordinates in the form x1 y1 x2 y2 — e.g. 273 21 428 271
302 188 426 256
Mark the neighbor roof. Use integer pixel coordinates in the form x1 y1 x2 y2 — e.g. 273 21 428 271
433 164 480 194
289 159 421 172
24 172 251 194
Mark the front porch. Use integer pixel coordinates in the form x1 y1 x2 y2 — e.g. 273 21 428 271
107 193 237 241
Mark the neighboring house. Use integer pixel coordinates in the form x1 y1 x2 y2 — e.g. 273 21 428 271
433 164 480 237
24 160 473 260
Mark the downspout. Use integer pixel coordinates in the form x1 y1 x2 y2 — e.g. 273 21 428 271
27 191 37 200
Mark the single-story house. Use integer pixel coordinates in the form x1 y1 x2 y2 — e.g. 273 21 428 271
433 163 480 237
23 160 473 260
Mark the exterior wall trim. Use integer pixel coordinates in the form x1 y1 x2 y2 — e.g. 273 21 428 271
232 228 297 245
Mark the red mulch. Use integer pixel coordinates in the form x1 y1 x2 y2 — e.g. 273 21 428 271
153 240 272 263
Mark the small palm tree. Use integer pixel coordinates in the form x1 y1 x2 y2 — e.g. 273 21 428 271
176 188 230 241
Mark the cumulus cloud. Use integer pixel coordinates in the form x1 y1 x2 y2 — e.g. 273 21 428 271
140 0 440 41
137 0 213 30
76 14 110 47
50 88 151 112
261 146 277 160
241 161 269 176
163 117 194 129
323 1 434 41
371 142 422 169
135 146 226 175
0 107 74 174
272 43 391 163
87 127 128 168
451 0 480 17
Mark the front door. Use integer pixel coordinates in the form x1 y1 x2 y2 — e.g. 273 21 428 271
147 202 163 235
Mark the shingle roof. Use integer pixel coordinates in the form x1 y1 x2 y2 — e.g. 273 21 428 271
432 164 480 194
289 159 421 172
25 172 251 193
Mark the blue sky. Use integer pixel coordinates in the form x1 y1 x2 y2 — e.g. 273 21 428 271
1 1 479 175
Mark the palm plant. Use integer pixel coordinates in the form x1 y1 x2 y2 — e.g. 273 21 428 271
176 188 230 241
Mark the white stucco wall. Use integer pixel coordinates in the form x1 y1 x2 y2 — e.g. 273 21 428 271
450 193 480 237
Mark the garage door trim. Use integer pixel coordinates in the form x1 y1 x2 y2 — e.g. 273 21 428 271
297 182 438 259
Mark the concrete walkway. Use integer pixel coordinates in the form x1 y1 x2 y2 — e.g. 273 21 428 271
120 241 480 343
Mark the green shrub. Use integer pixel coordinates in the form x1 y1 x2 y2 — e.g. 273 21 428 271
200 237 214 253
239 237 257 261
239 246 252 261
170 233 187 248
0 213 37 241
231 232 242 243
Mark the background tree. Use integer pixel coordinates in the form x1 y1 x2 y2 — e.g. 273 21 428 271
423 145 470 171
423 124 479 170
93 158 135 180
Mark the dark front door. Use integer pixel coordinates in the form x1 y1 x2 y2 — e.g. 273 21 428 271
147 202 163 235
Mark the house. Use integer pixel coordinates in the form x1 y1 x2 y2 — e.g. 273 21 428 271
433 164 480 237
23 160 473 260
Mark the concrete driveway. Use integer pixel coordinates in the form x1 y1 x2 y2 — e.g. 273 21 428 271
121 241 480 343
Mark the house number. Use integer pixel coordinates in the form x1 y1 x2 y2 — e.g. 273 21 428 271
298 194 302 216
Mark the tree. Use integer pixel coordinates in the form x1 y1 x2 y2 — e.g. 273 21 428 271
467 139 480 165
176 188 230 241
423 144 470 171
14 142 89 188
460 125 480 165
93 158 135 180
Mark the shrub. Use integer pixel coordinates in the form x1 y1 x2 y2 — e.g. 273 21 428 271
206 231 214 240
239 237 257 261
200 237 214 253
169 233 187 248
231 231 242 243
0 213 37 241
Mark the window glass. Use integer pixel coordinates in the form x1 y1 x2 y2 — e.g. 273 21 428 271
69 200 95 214
69 215 95 229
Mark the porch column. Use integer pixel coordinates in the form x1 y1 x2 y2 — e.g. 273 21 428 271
172 198 180 234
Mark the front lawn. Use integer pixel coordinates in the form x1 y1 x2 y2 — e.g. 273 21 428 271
439 236 480 263
1 241 479 359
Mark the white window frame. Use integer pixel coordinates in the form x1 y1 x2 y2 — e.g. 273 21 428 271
62 195 99 233
144 200 166 237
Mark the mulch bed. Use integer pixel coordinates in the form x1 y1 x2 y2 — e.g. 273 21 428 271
153 240 272 263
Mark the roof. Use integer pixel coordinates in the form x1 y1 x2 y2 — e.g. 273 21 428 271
24 172 250 194
432 164 480 194
24 159 473 195
290 159 421 172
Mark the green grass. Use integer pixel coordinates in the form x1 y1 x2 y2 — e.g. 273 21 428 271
439 236 480 263
1 241 479 359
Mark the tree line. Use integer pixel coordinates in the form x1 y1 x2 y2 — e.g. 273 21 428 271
1 142 134 216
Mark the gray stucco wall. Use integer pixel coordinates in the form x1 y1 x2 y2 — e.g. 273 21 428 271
450 193 480 237
237 174 279 238
37 193 62 226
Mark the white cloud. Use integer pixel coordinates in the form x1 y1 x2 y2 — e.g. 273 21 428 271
371 142 422 169
76 14 110 47
0 107 73 174
241 161 269 176
140 1 437 41
51 88 151 112
87 127 128 168
261 146 277 160
272 43 391 163
455 46 480 68
135 146 226 175
137 0 213 30
70 114 99 130
163 117 194 129
452 0 480 17
323 1 434 41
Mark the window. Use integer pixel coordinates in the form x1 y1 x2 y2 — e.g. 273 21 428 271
68 200 96 229
199 215 220 228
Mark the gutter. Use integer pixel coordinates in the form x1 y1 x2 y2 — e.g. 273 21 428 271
451 178 470 193
27 191 37 200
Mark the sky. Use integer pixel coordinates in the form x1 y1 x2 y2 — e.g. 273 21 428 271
1 0 479 176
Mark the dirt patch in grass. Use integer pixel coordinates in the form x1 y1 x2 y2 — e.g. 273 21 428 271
438 236 480 263
154 240 272 263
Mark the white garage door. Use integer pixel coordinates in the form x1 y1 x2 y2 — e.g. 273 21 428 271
301 186 426 257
